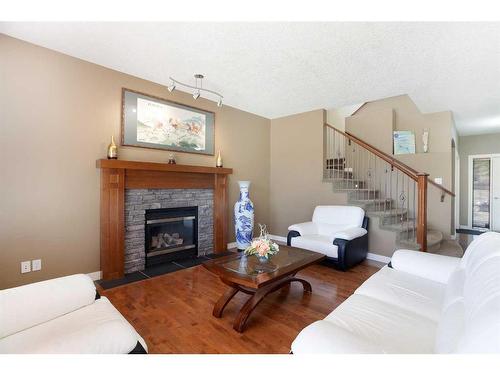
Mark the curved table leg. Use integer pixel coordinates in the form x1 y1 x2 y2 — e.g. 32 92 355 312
233 288 267 332
213 287 239 318
288 277 312 293
233 276 313 332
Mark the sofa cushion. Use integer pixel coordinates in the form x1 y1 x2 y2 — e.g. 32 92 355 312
459 231 500 271
390 250 460 284
355 266 446 322
434 269 465 353
0 297 144 354
312 205 364 228
291 235 338 258
458 255 500 353
316 223 353 237
293 294 437 353
435 231 500 353
0 274 96 339
291 320 384 354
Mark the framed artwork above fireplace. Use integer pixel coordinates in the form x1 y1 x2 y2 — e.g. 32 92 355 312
121 88 215 155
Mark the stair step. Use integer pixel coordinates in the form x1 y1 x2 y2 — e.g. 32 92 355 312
349 198 392 210
397 230 443 250
347 190 380 199
381 220 417 233
367 208 409 225
367 208 408 217
325 170 354 180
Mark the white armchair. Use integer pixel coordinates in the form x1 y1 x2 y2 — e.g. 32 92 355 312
287 205 369 270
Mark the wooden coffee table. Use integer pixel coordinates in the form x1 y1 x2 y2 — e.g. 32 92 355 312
203 245 326 332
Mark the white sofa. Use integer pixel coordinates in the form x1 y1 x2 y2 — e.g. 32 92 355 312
291 231 500 353
0 274 147 354
287 206 369 270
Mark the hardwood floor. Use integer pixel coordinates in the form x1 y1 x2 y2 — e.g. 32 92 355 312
99 260 381 353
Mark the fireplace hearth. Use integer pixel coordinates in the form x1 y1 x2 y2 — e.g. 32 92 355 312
145 206 198 267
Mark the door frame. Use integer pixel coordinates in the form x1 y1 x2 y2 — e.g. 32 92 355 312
468 153 500 228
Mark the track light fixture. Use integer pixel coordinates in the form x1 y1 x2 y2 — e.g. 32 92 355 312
167 74 223 107
167 82 176 92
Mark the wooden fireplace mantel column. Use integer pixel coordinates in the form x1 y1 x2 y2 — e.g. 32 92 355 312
97 159 233 280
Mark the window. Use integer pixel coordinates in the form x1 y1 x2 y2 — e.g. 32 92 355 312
472 158 490 229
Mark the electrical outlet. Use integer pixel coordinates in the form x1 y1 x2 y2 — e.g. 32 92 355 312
21 261 31 274
32 259 42 272
434 177 443 185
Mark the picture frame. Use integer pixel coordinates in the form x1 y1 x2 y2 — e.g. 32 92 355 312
393 130 416 155
121 88 215 155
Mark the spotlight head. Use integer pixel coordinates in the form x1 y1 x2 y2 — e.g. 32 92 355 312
167 83 176 92
217 98 223 107
193 91 200 100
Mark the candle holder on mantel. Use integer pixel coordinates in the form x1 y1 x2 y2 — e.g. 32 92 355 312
216 150 223 168
107 136 118 159
168 153 176 164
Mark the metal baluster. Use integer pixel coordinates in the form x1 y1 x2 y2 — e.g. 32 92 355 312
374 155 378 211
413 179 416 242
328 127 332 179
378 159 382 212
384 162 388 215
396 171 399 228
406 175 410 240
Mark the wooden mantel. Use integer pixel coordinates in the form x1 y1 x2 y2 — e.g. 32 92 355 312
97 159 232 280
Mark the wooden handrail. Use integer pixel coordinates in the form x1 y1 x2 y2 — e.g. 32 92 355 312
428 180 455 197
325 123 455 197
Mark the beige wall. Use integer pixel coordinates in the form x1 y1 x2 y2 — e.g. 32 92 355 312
0 35 271 288
269 109 347 236
458 133 500 226
325 103 364 131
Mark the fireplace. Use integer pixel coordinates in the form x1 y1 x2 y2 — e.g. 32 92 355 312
145 206 198 267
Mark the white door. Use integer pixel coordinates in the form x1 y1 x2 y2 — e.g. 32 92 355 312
492 157 500 232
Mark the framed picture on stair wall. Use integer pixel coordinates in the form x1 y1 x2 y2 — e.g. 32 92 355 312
393 130 416 155
121 88 215 155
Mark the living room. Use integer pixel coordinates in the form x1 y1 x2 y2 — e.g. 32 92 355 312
1 1 500 373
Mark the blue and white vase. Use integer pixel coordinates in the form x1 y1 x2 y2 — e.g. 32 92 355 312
234 181 254 250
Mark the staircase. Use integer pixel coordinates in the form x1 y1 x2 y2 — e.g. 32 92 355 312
324 124 454 252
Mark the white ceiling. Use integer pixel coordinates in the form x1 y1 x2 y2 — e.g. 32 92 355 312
1 22 500 135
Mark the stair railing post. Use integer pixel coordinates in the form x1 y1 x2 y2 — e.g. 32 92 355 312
417 173 429 252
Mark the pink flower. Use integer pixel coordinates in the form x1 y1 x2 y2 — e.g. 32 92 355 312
255 240 270 256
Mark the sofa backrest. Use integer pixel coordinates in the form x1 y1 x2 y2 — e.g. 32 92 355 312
312 206 365 228
435 232 500 353
0 274 96 338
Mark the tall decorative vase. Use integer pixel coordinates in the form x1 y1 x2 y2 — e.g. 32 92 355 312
234 181 254 250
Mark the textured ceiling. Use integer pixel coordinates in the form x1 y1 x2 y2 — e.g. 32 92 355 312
1 22 499 135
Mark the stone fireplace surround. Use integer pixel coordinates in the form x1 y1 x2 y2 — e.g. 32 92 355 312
124 189 214 273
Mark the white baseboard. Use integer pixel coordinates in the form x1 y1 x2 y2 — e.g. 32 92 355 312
230 234 391 264
366 253 391 264
87 271 102 281
268 234 287 243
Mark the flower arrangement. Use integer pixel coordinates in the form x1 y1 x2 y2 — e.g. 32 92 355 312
244 224 279 259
